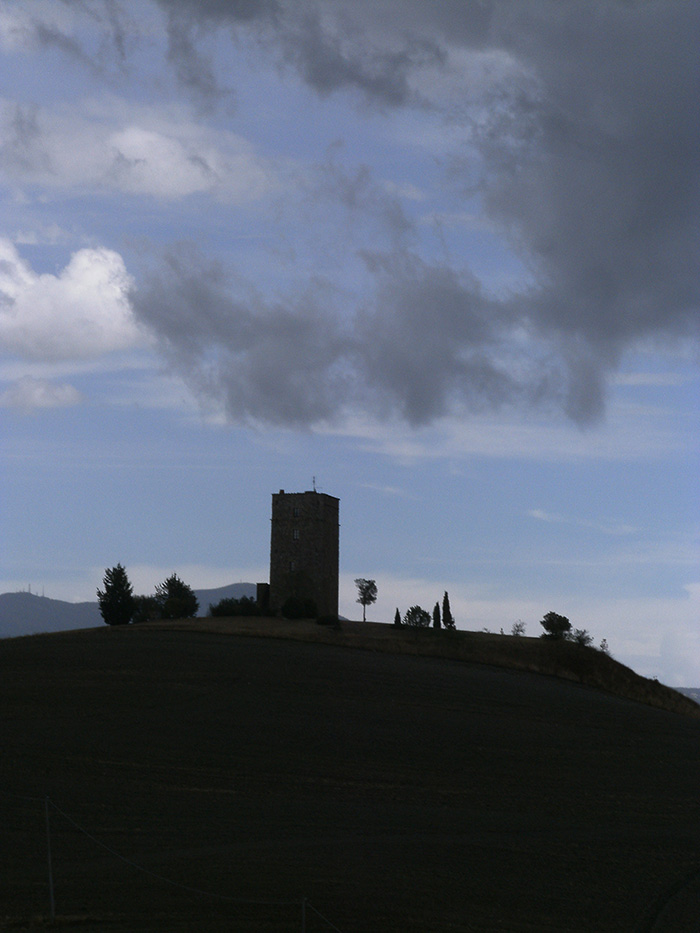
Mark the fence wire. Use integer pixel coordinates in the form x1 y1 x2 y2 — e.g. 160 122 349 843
1 785 345 931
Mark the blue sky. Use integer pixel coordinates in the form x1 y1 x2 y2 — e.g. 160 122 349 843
1 1 698 685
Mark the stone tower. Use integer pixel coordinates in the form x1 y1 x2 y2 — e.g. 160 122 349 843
269 489 339 618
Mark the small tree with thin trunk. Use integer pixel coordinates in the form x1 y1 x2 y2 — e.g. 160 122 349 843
442 591 455 630
354 578 377 622
97 564 135 626
432 602 442 629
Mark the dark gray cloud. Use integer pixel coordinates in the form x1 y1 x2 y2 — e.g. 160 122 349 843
132 241 606 429
131 243 354 427
50 0 700 427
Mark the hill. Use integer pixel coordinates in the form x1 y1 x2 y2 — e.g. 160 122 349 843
146 615 700 719
0 592 102 638
1 623 700 932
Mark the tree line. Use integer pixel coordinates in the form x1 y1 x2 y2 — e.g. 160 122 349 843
100 568 609 655
392 591 456 630
97 564 199 625
98 564 274 625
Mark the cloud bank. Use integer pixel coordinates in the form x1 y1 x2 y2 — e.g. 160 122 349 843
3 0 698 428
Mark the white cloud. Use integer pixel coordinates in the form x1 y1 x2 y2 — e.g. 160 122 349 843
0 239 143 360
0 97 277 201
0 375 81 411
527 509 637 537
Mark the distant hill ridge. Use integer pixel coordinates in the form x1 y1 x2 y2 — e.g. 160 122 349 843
0 583 256 639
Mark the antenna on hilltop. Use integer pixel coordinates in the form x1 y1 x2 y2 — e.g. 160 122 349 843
312 475 317 492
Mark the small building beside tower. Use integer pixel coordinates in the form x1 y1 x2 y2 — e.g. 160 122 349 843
269 489 339 618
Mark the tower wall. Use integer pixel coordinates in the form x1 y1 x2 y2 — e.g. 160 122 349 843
269 490 339 618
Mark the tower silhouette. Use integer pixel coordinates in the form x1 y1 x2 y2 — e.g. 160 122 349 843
269 489 339 618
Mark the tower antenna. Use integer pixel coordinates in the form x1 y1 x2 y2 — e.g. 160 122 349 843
312 475 317 492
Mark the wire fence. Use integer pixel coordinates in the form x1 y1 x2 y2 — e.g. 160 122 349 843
1 786 344 931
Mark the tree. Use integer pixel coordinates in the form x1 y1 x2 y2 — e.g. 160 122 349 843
97 564 135 626
155 574 199 620
404 605 431 627
442 591 455 630
394 608 402 627
432 602 442 629
572 628 594 647
540 611 572 640
355 578 377 622
511 620 527 637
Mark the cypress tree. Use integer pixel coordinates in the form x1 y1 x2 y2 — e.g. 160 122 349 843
432 601 442 629
442 591 455 629
97 564 135 626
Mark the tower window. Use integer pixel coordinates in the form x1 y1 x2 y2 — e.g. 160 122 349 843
293 528 300 540
289 560 296 572
293 507 300 517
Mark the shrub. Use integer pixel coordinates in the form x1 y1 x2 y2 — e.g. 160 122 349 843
209 596 260 618
540 611 572 640
316 615 340 627
132 595 160 624
404 605 431 627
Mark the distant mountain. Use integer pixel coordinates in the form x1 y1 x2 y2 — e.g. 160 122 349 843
0 592 102 639
0 583 258 639
677 687 700 705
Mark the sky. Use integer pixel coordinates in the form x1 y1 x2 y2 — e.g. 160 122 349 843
0 0 698 685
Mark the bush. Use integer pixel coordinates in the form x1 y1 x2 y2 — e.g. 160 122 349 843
540 611 572 640
404 605 431 627
132 595 160 624
316 615 340 627
572 628 594 647
209 596 260 618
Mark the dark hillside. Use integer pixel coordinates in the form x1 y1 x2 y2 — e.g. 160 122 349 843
1 626 700 932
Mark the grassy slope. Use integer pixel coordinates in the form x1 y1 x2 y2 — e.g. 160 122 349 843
150 616 700 719
1 621 700 932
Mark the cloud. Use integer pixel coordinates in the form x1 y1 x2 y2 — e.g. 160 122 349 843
0 98 276 201
0 375 81 411
0 239 143 360
130 242 354 427
527 509 637 537
6 1 698 430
